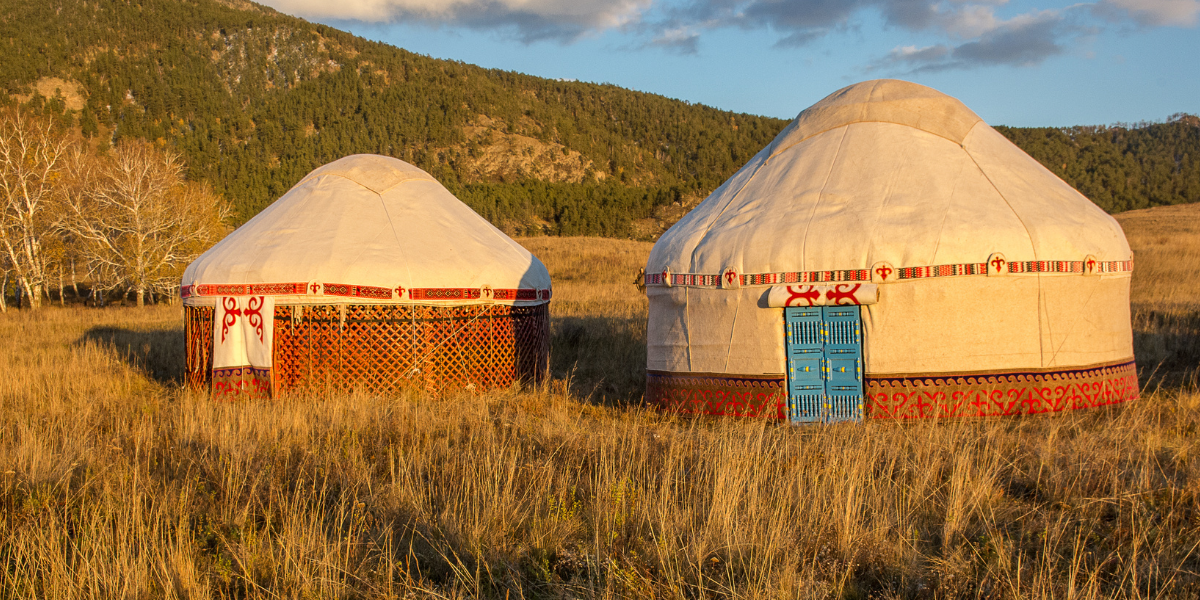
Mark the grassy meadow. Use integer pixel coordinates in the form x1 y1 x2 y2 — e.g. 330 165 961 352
2 223 1200 599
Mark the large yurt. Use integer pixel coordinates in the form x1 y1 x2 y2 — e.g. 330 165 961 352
644 80 1138 422
183 154 551 398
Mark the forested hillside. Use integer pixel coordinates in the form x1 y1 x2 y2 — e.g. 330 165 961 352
998 116 1200 214
2 0 1197 238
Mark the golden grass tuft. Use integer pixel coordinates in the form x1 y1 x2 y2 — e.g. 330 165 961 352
1 220 1199 598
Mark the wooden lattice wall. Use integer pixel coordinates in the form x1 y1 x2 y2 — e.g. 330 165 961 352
185 303 550 395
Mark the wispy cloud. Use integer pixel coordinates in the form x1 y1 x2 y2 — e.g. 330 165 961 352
1095 0 1200 27
647 25 702 53
871 8 1080 72
259 0 652 43
261 0 1199 70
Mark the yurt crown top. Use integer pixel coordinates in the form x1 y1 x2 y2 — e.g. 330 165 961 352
298 154 436 195
768 79 983 159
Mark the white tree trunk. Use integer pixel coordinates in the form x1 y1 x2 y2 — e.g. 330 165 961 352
29 282 42 309
136 287 145 308
0 272 7 313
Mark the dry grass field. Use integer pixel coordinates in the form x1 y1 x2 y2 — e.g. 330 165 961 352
2 223 1200 599
1116 204 1200 386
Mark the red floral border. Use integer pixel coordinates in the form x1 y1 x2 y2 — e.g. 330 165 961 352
647 359 1139 421
866 359 1139 419
212 366 272 401
646 370 787 419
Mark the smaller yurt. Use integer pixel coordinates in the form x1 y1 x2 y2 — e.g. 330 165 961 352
644 80 1138 422
182 154 551 398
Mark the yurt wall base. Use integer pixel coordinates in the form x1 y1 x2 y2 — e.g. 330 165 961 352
647 359 1138 421
186 303 550 395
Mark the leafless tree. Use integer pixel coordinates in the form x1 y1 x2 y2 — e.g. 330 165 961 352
0 109 72 310
65 140 229 306
0 259 10 313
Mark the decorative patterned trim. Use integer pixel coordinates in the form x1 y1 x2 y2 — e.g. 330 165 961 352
323 282 394 299
1098 259 1134 273
493 288 541 301
866 359 1138 419
409 288 481 301
183 282 550 303
644 258 1134 288
898 263 987 279
1006 260 1081 275
648 359 1139 421
212 366 273 400
183 283 307 298
646 370 786 419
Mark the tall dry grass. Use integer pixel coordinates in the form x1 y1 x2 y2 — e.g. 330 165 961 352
1 230 1199 599
1117 205 1200 383
519 236 653 402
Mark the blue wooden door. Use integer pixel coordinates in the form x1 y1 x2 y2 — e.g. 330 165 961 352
784 306 864 424
784 307 824 423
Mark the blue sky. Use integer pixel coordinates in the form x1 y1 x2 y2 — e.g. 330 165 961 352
259 0 1199 127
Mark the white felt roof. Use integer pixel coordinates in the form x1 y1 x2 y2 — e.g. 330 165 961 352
182 154 550 302
647 79 1132 277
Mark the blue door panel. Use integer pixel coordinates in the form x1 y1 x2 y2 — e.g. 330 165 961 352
784 308 825 422
783 305 864 424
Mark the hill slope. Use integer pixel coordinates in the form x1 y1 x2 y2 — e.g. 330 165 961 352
2 0 1198 237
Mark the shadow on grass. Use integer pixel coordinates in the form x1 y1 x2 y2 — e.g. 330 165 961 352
1133 307 1200 389
81 326 187 386
77 316 648 401
550 315 646 406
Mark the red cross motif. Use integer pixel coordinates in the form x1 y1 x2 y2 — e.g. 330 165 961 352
1086 258 1096 272
661 270 669 283
874 265 892 280
310 282 321 294
220 296 266 343
785 286 821 306
825 284 862 305
990 257 1006 272
220 297 241 342
395 285 405 297
725 270 737 284
244 296 265 342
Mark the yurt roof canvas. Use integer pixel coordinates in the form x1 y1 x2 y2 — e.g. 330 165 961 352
647 79 1131 279
182 154 551 306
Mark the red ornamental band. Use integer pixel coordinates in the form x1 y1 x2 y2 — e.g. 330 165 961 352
866 360 1138 419
765 283 879 307
646 371 787 419
181 282 550 302
645 258 1134 288
647 360 1138 420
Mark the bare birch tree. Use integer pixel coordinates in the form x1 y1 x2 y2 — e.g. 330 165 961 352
65 140 229 306
0 109 72 310
0 259 9 313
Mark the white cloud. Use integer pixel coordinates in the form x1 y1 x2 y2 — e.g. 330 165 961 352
937 4 1001 38
259 0 651 41
1097 0 1200 27
259 0 1200 64
885 44 952 62
648 25 702 53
